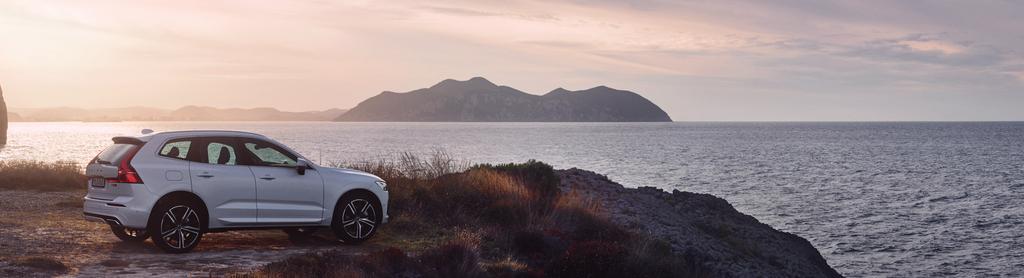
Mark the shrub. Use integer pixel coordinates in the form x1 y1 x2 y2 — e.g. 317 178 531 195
548 191 630 243
420 232 485 278
0 160 85 191
357 247 422 278
482 257 533 278
473 160 560 205
511 230 548 255
546 241 628 278
307 153 698 278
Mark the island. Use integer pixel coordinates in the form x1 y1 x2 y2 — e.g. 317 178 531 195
336 77 673 122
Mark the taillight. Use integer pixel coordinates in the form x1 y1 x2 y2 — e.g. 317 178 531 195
108 146 144 184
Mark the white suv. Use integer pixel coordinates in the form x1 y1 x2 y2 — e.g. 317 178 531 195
83 130 389 253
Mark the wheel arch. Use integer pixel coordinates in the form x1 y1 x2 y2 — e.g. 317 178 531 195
328 188 382 221
152 191 209 230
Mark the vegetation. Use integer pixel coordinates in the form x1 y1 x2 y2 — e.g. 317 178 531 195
0 160 85 191
244 152 708 278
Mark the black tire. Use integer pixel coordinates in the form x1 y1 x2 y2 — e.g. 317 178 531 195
283 227 319 239
148 200 204 253
110 225 149 242
331 192 383 244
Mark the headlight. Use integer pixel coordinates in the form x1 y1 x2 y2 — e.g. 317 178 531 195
375 180 387 191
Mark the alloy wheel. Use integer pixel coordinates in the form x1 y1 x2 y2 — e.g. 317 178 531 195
339 199 377 239
158 205 202 250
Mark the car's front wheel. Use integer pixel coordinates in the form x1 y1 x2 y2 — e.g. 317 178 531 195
110 225 149 242
331 192 382 244
149 201 204 253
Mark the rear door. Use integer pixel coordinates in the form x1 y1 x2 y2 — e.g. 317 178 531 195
238 138 325 224
188 137 259 226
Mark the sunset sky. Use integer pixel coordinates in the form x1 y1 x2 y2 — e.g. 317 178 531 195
1 0 1023 121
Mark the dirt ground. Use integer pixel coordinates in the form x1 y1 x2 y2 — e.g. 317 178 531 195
0 190 383 277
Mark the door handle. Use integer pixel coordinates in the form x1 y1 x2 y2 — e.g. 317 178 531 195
260 176 276 181
197 174 215 178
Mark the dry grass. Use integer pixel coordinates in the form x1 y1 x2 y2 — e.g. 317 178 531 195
240 233 485 278
0 160 85 191
248 151 712 277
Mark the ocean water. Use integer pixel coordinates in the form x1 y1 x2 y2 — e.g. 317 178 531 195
2 121 1022 277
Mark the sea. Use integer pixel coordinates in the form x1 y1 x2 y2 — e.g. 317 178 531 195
1 121 1022 277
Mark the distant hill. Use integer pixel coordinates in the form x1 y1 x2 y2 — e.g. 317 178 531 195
336 77 672 122
9 106 347 122
168 106 347 121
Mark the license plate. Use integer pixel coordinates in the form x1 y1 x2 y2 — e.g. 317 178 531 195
90 178 106 188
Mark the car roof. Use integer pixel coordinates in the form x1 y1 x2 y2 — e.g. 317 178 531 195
116 130 269 143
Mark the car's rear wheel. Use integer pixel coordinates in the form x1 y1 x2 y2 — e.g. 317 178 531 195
331 192 382 244
110 225 149 242
149 201 204 253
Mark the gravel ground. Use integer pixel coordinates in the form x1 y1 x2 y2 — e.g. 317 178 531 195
0 190 374 277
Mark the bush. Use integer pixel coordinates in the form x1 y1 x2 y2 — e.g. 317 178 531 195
512 230 548 255
357 248 422 278
245 233 484 278
420 232 485 278
548 191 630 243
547 241 628 278
305 152 702 278
473 160 560 205
0 160 85 191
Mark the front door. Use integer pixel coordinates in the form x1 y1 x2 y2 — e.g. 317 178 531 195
238 138 325 224
188 137 258 226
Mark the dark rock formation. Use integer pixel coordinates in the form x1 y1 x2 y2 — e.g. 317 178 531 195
336 77 672 122
558 168 843 277
1 83 7 144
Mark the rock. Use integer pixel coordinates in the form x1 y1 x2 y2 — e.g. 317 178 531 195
336 77 672 122
557 168 842 277
1 83 7 144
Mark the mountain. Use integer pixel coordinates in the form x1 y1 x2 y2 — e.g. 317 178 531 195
1 83 7 144
10 106 169 122
335 77 672 122
8 106 347 122
168 106 347 121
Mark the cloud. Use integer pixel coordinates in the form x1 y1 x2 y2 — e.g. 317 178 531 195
2 0 1023 119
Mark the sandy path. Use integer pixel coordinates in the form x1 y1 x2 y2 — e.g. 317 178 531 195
0 190 375 277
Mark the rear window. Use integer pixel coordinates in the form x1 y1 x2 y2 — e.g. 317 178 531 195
94 144 139 165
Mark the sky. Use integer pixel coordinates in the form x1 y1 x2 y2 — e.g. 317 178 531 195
1 0 1022 121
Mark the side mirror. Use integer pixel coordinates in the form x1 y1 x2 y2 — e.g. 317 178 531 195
296 158 310 175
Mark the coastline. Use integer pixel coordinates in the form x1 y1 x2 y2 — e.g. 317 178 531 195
559 168 842 277
0 162 842 277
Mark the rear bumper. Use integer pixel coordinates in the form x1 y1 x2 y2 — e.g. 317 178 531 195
83 197 150 229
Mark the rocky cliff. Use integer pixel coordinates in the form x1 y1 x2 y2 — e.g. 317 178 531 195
558 169 843 277
336 77 672 122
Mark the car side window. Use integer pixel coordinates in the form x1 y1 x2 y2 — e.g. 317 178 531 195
241 140 297 167
205 141 238 166
159 139 192 160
